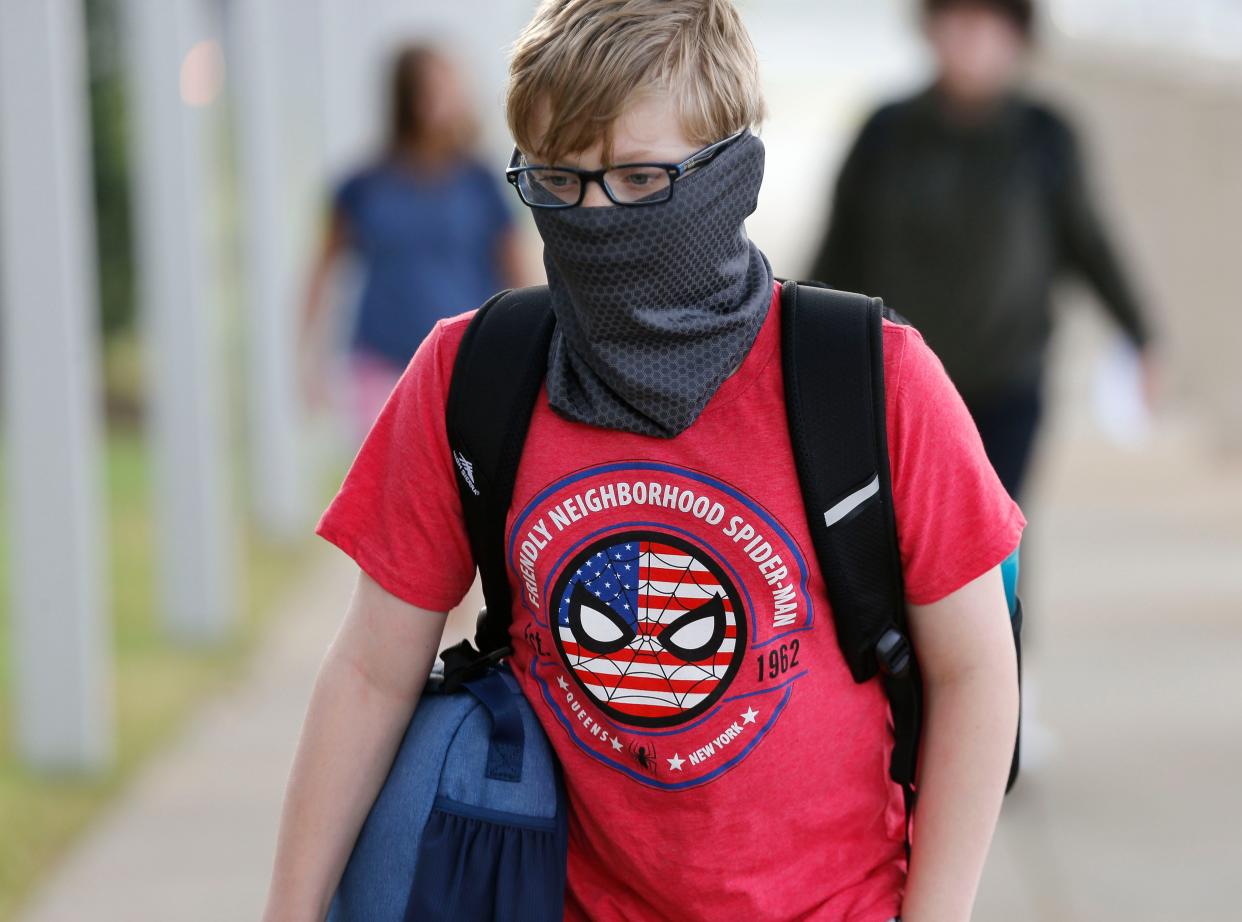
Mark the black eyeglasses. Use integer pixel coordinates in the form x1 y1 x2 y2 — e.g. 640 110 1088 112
506 129 746 209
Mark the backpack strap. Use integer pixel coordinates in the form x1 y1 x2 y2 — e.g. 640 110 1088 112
440 281 926 795
780 280 922 794
442 286 555 687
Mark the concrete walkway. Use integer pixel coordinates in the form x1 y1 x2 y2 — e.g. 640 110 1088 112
15 544 355 922
975 416 1242 921
15 543 481 922
16 398 1241 920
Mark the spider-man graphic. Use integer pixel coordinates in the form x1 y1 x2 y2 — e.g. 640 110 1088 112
550 530 746 727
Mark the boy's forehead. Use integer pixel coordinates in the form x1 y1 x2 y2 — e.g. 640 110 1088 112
529 92 695 166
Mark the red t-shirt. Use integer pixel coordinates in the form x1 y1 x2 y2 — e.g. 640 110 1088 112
317 283 1025 922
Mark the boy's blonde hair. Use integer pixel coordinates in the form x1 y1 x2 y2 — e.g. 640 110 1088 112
507 0 765 164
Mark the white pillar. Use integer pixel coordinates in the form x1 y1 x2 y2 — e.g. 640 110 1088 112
0 0 113 770
230 0 308 540
230 0 330 538
124 0 236 642
317 0 369 177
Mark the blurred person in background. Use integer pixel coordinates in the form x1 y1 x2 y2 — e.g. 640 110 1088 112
809 0 1158 502
300 42 525 439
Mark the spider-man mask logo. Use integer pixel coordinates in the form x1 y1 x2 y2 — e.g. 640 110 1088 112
550 531 747 727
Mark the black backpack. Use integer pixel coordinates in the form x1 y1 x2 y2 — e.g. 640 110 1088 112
440 279 1023 833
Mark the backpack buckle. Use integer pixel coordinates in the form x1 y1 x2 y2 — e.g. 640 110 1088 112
440 640 511 693
875 628 912 679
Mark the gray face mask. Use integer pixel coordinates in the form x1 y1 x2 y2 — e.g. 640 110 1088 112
533 132 774 438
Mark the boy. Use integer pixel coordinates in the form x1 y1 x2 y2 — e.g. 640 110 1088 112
810 0 1156 501
263 2 1022 920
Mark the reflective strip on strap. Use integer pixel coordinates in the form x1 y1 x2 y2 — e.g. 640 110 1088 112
823 474 880 528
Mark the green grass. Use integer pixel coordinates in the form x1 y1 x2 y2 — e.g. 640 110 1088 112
0 429 312 921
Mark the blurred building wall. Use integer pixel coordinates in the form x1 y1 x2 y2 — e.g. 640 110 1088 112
1034 47 1242 451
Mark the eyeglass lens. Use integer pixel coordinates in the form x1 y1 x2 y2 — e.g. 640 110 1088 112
518 166 672 207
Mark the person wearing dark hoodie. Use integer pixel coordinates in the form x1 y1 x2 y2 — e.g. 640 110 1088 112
810 0 1157 500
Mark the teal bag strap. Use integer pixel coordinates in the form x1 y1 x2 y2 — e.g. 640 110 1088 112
1001 547 1020 616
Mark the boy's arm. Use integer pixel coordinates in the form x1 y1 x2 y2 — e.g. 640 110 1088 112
262 570 448 922
899 564 1019 922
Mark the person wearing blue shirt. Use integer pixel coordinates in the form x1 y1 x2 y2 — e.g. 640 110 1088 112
302 43 525 438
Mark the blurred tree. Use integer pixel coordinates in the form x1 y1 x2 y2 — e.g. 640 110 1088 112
85 0 135 340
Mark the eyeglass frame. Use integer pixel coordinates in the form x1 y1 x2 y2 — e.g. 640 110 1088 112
505 128 748 209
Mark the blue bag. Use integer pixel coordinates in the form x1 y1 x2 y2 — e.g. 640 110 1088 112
327 664 567 922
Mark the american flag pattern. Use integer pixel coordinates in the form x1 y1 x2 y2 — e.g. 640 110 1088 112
553 532 745 727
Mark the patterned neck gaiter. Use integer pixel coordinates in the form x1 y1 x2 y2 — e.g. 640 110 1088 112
533 132 774 439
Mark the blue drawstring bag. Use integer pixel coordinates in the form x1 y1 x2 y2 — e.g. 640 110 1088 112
327 663 567 922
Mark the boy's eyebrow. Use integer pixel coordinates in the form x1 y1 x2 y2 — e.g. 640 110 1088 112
607 149 661 164
546 149 668 168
